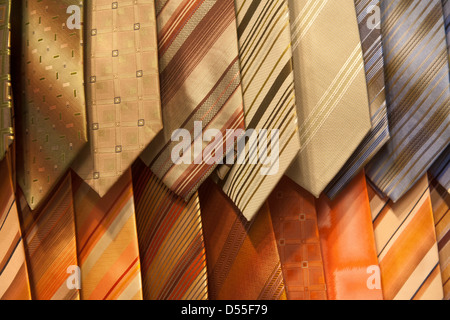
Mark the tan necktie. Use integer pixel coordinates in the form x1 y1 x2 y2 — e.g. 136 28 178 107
72 170 143 300
72 0 163 197
286 0 372 198
17 0 88 210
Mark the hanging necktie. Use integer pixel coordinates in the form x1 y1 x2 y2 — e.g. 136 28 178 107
17 0 88 210
325 0 390 199
17 173 79 300
72 0 163 197
268 176 327 300
0 153 31 300
131 159 207 300
286 0 372 198
366 0 450 202
72 170 143 300
140 0 245 200
368 175 444 300
198 178 286 300
316 170 383 300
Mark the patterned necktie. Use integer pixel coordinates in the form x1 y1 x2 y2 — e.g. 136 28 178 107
325 0 390 199
0 153 31 300
286 0 372 198
72 0 163 197
17 173 79 300
316 170 383 300
215 0 301 221
140 0 245 201
132 159 207 300
366 0 450 202
198 178 286 300
72 170 143 300
268 176 327 300
368 175 444 300
17 0 88 210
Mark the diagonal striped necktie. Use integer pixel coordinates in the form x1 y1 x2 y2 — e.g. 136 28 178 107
317 170 383 300
140 0 245 201
325 0 390 199
72 170 143 300
72 0 163 197
216 0 301 221
366 0 450 202
368 174 444 300
198 178 286 300
132 159 207 300
268 176 327 300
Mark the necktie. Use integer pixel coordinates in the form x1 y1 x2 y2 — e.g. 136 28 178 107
216 0 300 221
316 170 383 300
325 0 390 199
132 159 207 300
366 0 450 202
72 0 163 197
198 178 286 300
17 0 88 210
72 170 143 300
140 0 245 200
0 153 31 300
286 0 372 198
17 173 79 300
368 174 444 300
429 145 450 193
268 176 327 300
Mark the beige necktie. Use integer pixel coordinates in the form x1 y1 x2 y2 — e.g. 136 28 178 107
286 0 372 198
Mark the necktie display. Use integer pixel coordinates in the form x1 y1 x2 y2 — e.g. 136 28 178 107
268 176 327 300
72 170 143 300
286 0 372 198
17 0 88 210
366 0 450 202
368 175 444 300
316 170 383 300
72 0 163 197
140 0 245 200
429 146 449 192
132 159 207 300
325 0 390 199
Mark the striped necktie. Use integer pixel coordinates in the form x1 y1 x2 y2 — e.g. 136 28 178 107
317 170 383 300
0 153 31 300
366 0 450 202
131 159 207 300
286 0 372 198
140 0 245 200
268 176 327 300
72 0 163 197
17 173 79 300
325 0 390 199
198 178 286 300
216 0 301 221
17 0 88 210
72 170 143 300
368 174 444 300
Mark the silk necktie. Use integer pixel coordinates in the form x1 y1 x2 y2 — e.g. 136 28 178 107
132 159 207 300
140 0 245 200
325 0 390 199
268 176 327 300
18 173 79 300
286 0 372 198
317 170 383 300
17 0 88 210
72 0 163 197
368 174 444 300
0 153 31 300
199 178 286 300
366 0 450 202
72 170 143 300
